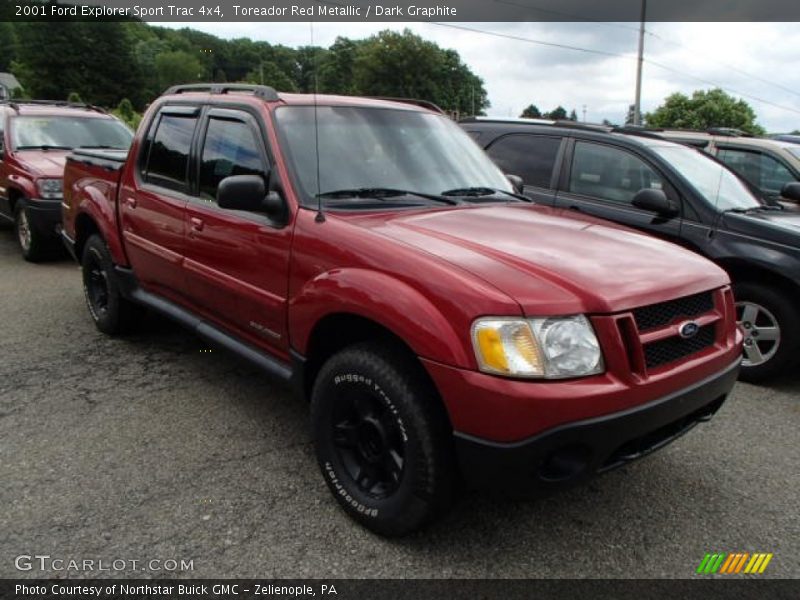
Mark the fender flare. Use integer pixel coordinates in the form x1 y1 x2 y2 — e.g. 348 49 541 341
290 268 471 367
74 188 128 265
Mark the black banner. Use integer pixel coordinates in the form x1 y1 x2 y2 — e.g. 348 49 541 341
3 0 800 22
1 579 797 600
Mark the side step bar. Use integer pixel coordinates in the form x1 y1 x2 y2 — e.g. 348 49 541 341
115 266 293 383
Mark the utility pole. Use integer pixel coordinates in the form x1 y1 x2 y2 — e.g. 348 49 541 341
633 0 647 126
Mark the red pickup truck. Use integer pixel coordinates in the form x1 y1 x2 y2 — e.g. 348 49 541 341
0 100 132 261
62 84 742 536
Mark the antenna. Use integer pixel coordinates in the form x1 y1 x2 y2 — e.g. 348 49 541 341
311 21 325 223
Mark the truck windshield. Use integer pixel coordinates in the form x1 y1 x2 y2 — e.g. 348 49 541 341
11 116 133 151
274 106 512 206
650 145 762 212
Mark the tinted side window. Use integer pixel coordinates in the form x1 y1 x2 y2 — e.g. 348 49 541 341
568 142 664 205
199 117 268 201
143 114 197 192
717 148 794 196
487 134 561 189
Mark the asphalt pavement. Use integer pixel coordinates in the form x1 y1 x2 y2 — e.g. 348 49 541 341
0 226 798 579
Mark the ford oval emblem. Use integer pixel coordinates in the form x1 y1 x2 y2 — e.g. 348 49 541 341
678 321 700 339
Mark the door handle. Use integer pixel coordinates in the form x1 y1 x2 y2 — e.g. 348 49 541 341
124 196 137 209
190 217 204 232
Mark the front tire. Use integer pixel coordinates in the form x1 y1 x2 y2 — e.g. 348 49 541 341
735 282 800 383
81 234 142 335
14 201 48 262
311 343 455 536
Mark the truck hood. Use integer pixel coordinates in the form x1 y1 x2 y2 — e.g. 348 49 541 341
12 150 69 178
348 204 729 315
723 209 800 247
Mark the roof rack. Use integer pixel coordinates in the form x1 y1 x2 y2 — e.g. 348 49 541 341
163 83 280 102
459 116 557 125
612 125 670 140
0 99 107 113
367 97 444 114
707 127 751 137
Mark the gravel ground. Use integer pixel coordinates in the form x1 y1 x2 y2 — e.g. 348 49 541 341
0 226 798 579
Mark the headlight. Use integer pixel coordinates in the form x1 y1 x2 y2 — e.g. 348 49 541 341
472 315 604 379
36 178 63 199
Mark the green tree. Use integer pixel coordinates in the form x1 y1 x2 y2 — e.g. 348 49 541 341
352 29 488 114
155 50 203 92
0 22 17 71
112 98 142 130
520 104 542 118
569 109 578 121
67 92 83 103
645 88 765 135
545 106 568 120
242 61 297 92
318 37 362 95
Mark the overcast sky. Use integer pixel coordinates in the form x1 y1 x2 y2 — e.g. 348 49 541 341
157 22 800 132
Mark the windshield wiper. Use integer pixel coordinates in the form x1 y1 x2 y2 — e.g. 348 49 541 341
77 145 126 150
14 145 73 151
317 187 458 205
441 187 532 202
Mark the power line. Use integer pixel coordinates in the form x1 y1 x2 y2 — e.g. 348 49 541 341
429 22 632 59
428 21 800 118
644 25 800 101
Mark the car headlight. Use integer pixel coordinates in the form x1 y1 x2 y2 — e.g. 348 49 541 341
36 178 63 199
472 315 604 379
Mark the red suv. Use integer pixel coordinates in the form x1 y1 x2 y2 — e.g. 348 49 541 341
62 85 742 535
0 101 132 261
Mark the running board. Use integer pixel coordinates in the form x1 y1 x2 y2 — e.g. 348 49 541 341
115 267 293 383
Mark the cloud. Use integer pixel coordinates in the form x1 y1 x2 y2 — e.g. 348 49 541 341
154 21 800 131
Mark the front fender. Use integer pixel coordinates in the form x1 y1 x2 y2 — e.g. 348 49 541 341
7 174 36 199
289 268 471 367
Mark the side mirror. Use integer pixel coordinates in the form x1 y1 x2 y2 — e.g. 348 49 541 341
216 174 284 217
506 174 524 194
632 188 678 217
780 181 800 203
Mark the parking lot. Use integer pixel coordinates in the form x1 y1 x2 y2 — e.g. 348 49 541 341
0 225 798 579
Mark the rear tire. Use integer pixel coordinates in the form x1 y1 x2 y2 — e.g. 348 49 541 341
14 201 49 262
311 342 455 536
81 234 142 335
735 282 800 383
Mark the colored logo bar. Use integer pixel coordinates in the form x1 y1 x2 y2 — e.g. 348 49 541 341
696 552 773 574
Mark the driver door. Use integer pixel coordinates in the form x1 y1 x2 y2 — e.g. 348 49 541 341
553 139 683 243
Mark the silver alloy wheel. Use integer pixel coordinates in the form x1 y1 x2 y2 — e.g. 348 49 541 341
736 301 780 367
16 208 32 252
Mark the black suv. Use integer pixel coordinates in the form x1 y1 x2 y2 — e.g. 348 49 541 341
461 117 800 383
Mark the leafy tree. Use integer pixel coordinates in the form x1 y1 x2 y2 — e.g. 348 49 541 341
242 61 297 92
0 22 17 71
569 109 578 121
353 29 489 114
645 88 765 135
318 37 362 95
67 92 83 103
112 98 142 130
155 51 203 92
520 104 542 118
545 106 568 120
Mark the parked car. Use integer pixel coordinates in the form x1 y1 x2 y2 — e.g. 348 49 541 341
62 85 741 535
0 100 133 261
772 133 800 145
462 117 800 382
650 129 800 207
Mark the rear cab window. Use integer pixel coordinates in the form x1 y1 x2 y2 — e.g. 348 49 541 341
139 106 199 193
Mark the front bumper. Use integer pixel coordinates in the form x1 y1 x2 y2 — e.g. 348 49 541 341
452 358 739 491
24 198 62 238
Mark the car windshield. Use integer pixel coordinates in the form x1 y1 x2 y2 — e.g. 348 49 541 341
274 106 512 206
650 144 762 211
11 116 133 150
